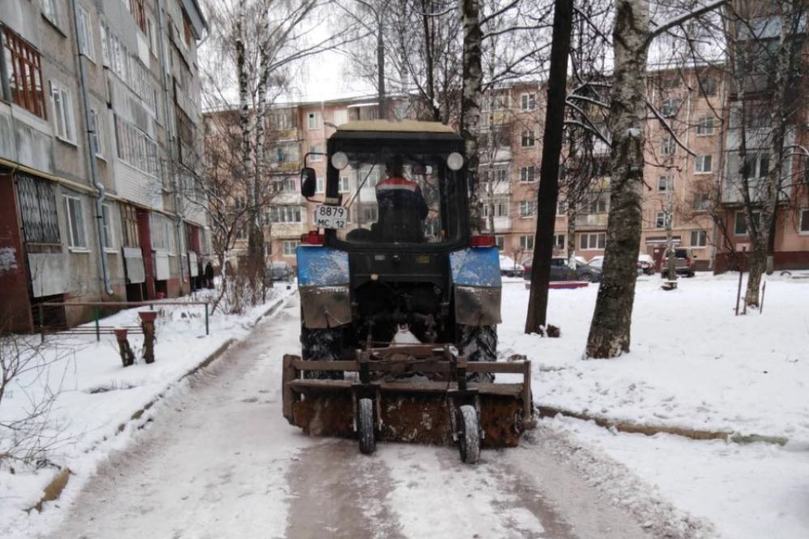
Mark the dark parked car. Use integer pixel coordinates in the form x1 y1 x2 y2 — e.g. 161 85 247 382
265 261 294 284
524 257 602 283
661 248 696 278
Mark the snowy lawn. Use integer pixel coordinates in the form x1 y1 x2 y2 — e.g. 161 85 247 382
500 273 809 442
0 284 296 536
499 273 809 538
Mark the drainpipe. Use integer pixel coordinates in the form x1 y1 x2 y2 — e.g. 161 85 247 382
68 0 113 295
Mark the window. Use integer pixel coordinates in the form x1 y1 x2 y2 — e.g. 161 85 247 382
283 240 299 256
800 209 809 234
520 235 534 251
182 11 193 45
41 0 59 25
307 112 319 129
362 206 378 222
309 144 323 162
316 177 325 194
554 234 565 249
274 177 296 193
661 98 680 117
484 199 508 218
579 232 606 250
521 130 535 148
744 153 769 179
64 196 88 249
692 193 710 211
699 75 717 96
17 173 60 244
333 109 348 125
734 211 759 236
101 203 115 249
696 116 714 135
655 211 671 228
691 230 707 247
147 18 158 53
77 5 95 61
100 24 110 65
495 236 505 251
269 206 303 223
3 27 47 118
520 166 535 182
661 136 676 156
115 117 160 177
89 109 103 157
339 176 350 193
519 200 536 217
658 176 673 192
695 154 713 173
520 93 536 111
121 204 139 247
131 0 147 34
587 195 607 214
556 199 567 215
50 82 75 142
150 213 176 253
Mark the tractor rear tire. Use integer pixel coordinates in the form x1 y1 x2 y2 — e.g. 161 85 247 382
458 324 497 382
457 405 480 464
358 398 376 455
301 327 343 380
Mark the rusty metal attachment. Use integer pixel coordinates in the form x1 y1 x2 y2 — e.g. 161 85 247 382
282 344 533 461
138 311 158 364
114 327 135 367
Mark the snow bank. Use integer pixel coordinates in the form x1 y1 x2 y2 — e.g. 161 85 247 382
500 274 809 443
0 285 296 537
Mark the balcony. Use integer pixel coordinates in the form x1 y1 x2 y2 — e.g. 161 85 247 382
491 216 512 232
575 213 608 228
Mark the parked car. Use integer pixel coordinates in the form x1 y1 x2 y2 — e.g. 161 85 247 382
499 254 524 277
264 261 294 284
637 254 655 275
587 256 604 271
661 248 696 278
523 257 602 282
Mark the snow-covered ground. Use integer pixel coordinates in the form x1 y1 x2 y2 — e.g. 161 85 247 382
0 285 295 537
499 273 809 538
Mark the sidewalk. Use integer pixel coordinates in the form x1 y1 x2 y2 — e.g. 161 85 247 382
0 285 296 537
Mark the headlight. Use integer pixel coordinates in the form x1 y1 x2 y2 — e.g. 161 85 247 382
447 152 464 171
331 151 349 170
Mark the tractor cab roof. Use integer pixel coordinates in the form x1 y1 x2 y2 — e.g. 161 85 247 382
332 120 461 142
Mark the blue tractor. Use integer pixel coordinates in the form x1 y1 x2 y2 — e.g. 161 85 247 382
281 120 532 463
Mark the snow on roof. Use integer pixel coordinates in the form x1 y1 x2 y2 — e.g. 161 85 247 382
336 120 456 134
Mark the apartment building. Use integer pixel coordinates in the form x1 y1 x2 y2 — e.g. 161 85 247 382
0 0 208 332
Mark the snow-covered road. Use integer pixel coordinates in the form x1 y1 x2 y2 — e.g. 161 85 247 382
48 297 667 539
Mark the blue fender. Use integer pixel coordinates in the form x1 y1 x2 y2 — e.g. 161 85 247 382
296 246 350 286
449 247 502 287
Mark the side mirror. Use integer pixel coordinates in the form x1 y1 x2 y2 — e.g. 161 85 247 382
301 167 316 198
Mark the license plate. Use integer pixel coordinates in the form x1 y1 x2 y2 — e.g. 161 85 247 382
313 204 348 229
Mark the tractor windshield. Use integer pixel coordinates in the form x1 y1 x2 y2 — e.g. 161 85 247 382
335 150 462 244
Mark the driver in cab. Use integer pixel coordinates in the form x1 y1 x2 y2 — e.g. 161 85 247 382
375 156 428 242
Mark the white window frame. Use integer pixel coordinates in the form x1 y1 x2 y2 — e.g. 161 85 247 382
657 176 673 192
695 154 713 174
89 108 104 158
307 112 319 130
520 234 534 251
316 177 325 194
696 116 714 136
521 130 535 148
661 136 676 156
519 200 536 218
41 0 59 26
554 234 565 250
734 210 759 236
520 93 536 111
520 166 535 182
655 211 671 229
50 81 76 143
77 5 95 62
64 195 88 250
101 203 116 251
282 240 299 256
690 229 707 247
339 176 350 193
800 208 809 235
579 232 606 250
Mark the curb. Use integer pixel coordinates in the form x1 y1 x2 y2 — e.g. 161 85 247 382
28 292 295 513
537 405 789 446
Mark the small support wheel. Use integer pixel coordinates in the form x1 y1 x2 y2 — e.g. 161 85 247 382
457 405 480 464
358 398 376 455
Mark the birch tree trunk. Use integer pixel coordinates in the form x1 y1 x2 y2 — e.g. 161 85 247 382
744 0 803 307
585 0 649 358
525 0 573 334
460 0 483 232
252 23 271 295
376 12 387 120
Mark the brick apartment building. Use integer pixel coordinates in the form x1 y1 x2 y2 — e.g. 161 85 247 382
0 0 209 332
